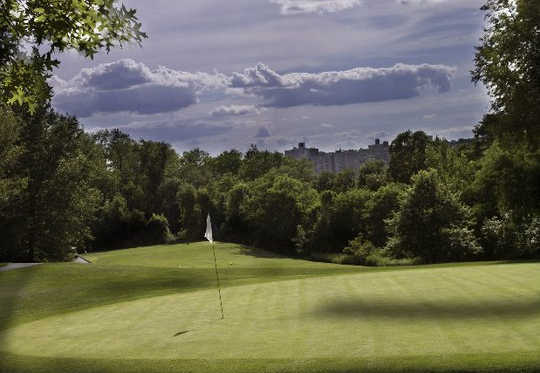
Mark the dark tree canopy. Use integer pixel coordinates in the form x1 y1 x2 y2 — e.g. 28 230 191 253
472 0 540 145
388 130 432 183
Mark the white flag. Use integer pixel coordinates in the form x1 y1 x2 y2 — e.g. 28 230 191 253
204 213 213 243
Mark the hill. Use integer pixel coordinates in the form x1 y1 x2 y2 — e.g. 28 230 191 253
1 242 539 373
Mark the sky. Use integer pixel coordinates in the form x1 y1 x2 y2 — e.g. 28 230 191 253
51 0 490 154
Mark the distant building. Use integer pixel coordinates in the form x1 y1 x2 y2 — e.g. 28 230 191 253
285 139 390 174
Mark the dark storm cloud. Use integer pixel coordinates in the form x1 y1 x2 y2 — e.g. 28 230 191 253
231 63 455 108
52 59 228 117
54 85 198 117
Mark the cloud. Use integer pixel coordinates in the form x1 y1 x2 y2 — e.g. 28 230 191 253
269 0 362 15
255 127 272 138
397 0 450 4
231 63 455 108
270 0 460 15
121 121 232 143
52 59 456 117
210 104 260 118
52 59 228 117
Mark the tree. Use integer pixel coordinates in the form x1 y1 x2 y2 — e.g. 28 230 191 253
388 130 431 183
243 174 319 252
357 160 388 191
365 183 404 247
15 111 101 260
386 169 481 263
472 0 540 146
179 148 212 189
177 183 201 241
469 142 540 225
210 150 242 176
239 145 283 180
316 188 371 252
1 0 146 112
426 138 477 195
0 105 27 260
315 172 335 192
333 169 356 193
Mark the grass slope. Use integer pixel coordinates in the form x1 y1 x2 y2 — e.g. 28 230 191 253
1 242 539 373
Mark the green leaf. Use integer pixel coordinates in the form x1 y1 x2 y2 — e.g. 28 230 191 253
8 86 25 106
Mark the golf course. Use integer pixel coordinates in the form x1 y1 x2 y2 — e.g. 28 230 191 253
0 242 539 373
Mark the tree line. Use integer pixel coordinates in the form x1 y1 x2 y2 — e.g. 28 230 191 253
0 110 538 264
1 0 538 264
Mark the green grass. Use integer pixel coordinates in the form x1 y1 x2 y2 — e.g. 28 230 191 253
1 242 539 373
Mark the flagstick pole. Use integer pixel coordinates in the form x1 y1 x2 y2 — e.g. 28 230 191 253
211 242 224 320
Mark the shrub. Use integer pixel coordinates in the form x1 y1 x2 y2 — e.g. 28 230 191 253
481 214 540 258
342 235 376 265
144 214 173 245
518 216 540 257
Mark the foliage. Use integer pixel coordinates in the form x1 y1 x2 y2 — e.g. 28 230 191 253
342 235 377 265
481 214 540 258
357 159 388 191
242 173 319 251
472 0 540 145
469 142 540 223
388 130 432 183
144 214 173 245
364 183 404 247
0 0 146 112
239 145 284 180
426 139 477 195
386 169 481 263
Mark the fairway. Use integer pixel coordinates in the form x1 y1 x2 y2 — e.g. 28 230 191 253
1 243 539 372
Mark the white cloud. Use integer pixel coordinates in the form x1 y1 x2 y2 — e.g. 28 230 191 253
397 0 450 5
231 62 456 108
52 59 456 117
270 0 463 15
210 104 261 118
269 0 362 15
52 59 228 117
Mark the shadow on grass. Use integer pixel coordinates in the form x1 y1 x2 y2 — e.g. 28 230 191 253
0 266 38 354
314 297 540 320
234 244 289 259
2 352 540 373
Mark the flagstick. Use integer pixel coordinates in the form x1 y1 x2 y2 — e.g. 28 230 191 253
211 242 225 320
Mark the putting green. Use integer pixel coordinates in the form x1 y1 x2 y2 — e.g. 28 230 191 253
2 263 540 361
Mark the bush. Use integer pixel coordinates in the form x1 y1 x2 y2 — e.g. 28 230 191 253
342 235 376 265
144 214 173 245
480 214 515 258
364 249 419 267
518 216 540 257
481 214 540 258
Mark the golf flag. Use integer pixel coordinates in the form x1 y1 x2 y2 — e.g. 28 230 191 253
204 214 213 243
